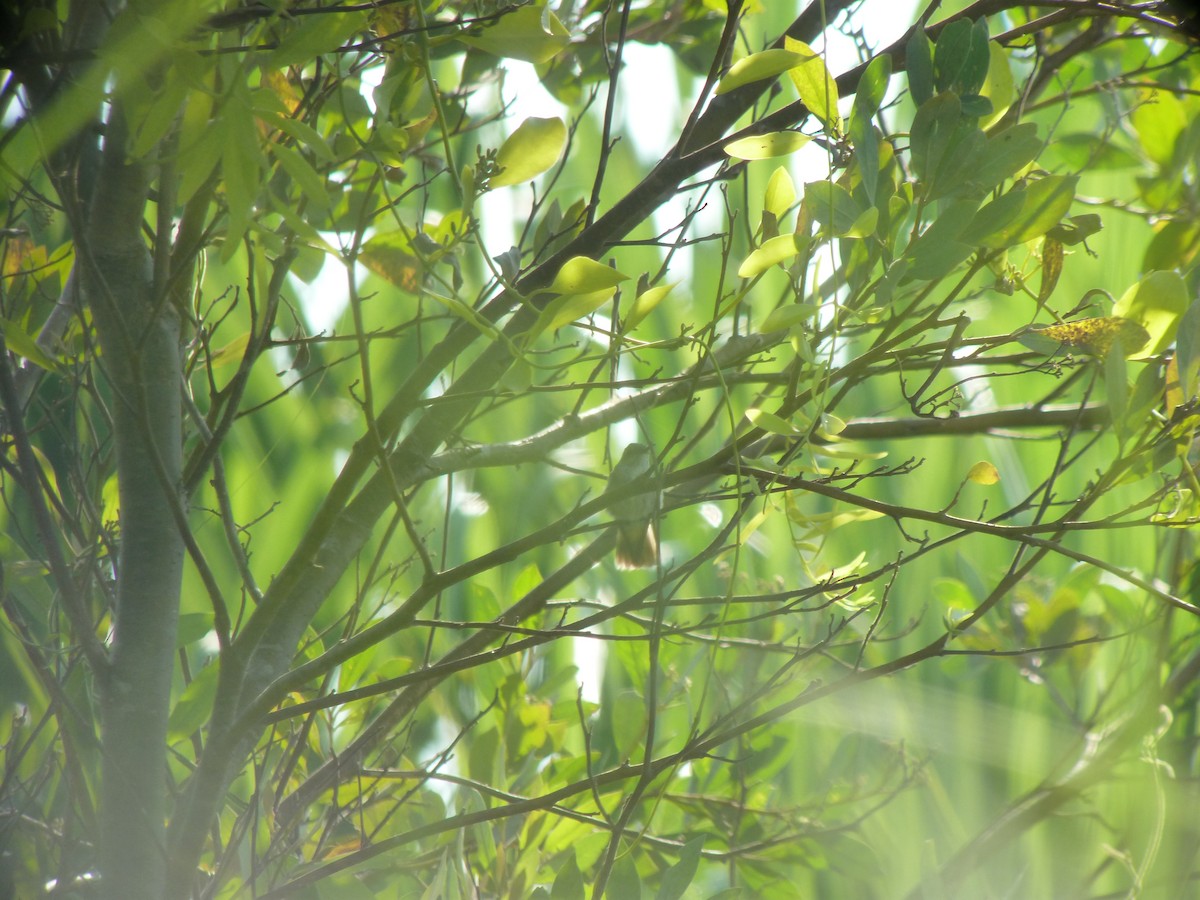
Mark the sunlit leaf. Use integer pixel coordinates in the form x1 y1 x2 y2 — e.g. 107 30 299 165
983 175 1077 248
739 234 802 278
745 407 803 436
763 165 797 220
0 316 59 372
1039 238 1063 303
490 116 567 188
1112 269 1189 358
626 281 677 330
459 5 570 63
784 38 840 130
724 132 811 160
1027 317 1150 357
210 333 251 367
716 49 808 95
547 256 628 295
967 461 1000 485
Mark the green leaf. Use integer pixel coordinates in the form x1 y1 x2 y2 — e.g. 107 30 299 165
271 143 329 211
655 836 705 900
760 303 817 332
460 5 570 63
220 90 264 259
1047 213 1104 246
933 19 973 95
490 116 567 188
906 198 979 280
909 92 961 184
961 190 1026 244
854 54 892 117
1174 299 1200 402
1132 87 1187 167
724 132 811 160
906 27 934 106
785 38 840 130
0 317 60 372
983 175 1077 248
967 122 1042 192
607 855 642 900
538 288 616 334
958 19 992 97
551 852 585 900
738 234 801 278
1143 219 1200 272
547 256 629 295
716 48 808 95
849 110 880 203
1112 270 1189 358
804 181 872 237
745 407 803 436
168 662 219 740
269 13 359 69
176 613 214 648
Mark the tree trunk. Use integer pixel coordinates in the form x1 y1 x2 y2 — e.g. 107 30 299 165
84 105 185 900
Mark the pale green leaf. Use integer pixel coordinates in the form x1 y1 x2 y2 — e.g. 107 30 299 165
764 165 797 220
1112 270 1189 358
738 234 801 278
626 281 677 330
716 49 808 95
547 256 629 295
459 5 570 63
0 317 60 372
490 116 567 188
979 42 1014 130
784 37 840 129
724 132 811 160
745 407 803 436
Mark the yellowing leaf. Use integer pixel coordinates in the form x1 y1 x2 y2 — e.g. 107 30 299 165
1029 317 1150 357
967 461 1000 485
360 233 423 293
489 116 567 188
724 132 811 160
1039 238 1063 303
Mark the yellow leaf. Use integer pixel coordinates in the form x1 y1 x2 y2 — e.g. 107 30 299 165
967 461 1000 485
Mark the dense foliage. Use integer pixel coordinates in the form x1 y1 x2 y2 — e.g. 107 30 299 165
2 0 1199 897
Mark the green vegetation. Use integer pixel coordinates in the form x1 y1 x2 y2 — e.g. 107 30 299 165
2 1 1199 897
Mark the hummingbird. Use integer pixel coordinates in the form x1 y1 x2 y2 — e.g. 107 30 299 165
604 443 659 569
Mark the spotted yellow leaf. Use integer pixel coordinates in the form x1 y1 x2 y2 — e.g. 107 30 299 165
1032 316 1149 356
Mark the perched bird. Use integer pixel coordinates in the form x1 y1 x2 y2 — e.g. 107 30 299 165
604 443 659 569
